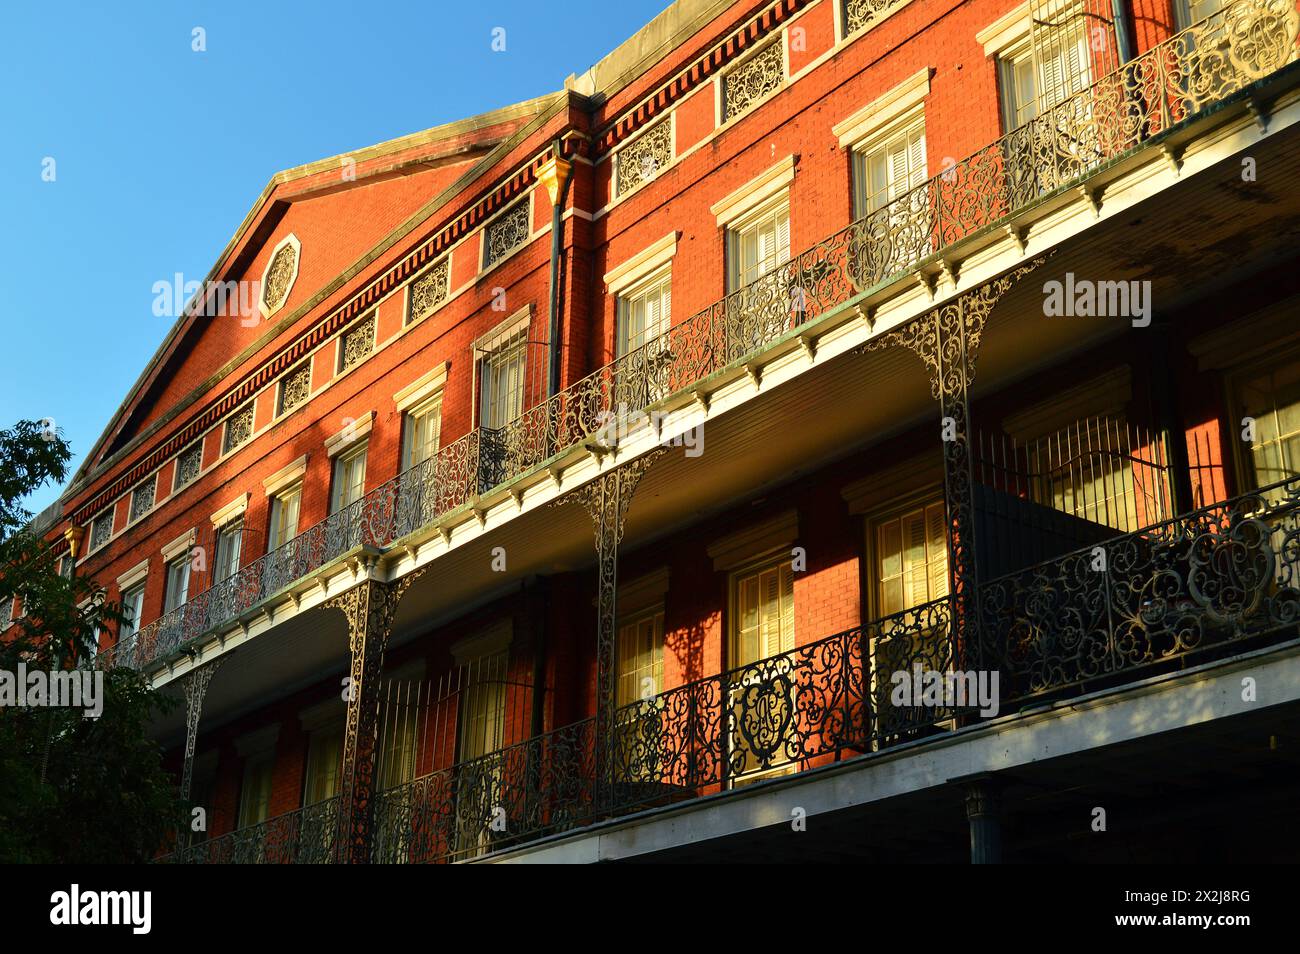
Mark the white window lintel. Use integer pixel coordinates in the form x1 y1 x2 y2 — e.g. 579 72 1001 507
161 528 196 562
833 67 932 148
324 411 376 458
977 2 1032 56
604 232 679 294
115 558 150 592
262 455 309 495
394 362 449 412
710 155 797 229
210 492 251 528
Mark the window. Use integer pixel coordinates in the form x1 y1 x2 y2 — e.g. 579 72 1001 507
330 442 368 514
213 521 243 584
268 484 301 551
483 200 531 269
339 314 376 373
120 583 146 642
614 117 672 198
614 609 665 784
278 364 310 416
722 40 784 122
998 31 1091 131
129 478 155 523
617 272 671 358
175 443 202 490
478 333 527 430
616 610 665 706
727 201 790 292
303 725 344 805
873 499 948 617
728 557 796 782
732 557 796 667
1235 356 1300 496
407 258 450 324
852 116 927 220
237 753 274 829
89 510 113 553
223 405 254 454
164 556 191 614
401 394 443 472
0 600 12 630
458 650 508 762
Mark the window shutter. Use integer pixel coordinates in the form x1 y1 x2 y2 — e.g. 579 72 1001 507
926 503 949 601
775 210 790 266
908 130 927 188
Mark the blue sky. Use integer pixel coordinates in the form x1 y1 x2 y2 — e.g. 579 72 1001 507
0 0 668 518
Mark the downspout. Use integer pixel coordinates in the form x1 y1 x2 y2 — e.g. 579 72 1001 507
1111 0 1135 64
541 140 575 398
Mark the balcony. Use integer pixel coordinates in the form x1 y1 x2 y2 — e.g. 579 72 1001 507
170 467 1300 863
99 0 1300 676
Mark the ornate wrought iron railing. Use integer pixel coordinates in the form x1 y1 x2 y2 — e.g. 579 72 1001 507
100 0 1298 674
982 473 1300 702
164 795 340 864
371 600 956 863
370 717 597 864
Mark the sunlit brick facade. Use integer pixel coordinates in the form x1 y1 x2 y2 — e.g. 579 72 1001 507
32 0 1300 862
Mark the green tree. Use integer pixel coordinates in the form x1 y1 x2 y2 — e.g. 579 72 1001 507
0 419 180 863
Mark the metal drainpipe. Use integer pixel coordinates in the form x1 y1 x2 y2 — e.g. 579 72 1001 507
547 139 575 398
1111 0 1135 64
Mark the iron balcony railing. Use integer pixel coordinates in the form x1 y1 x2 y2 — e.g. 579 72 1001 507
179 472 1300 863
164 795 340 864
99 0 1300 673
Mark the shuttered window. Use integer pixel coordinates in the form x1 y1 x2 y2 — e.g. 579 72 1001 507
1236 356 1300 495
479 334 527 429
616 611 665 705
268 484 301 551
617 274 671 358
732 558 795 666
402 395 443 472
1000 35 1090 130
237 753 274 828
874 500 948 617
728 203 790 292
303 725 343 805
330 442 368 514
853 118 927 219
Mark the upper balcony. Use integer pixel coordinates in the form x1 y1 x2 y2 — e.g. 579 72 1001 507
100 0 1300 677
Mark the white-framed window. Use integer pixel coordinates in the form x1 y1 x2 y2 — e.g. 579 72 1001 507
174 442 202 491
478 333 528 430
88 510 114 554
401 394 443 472
872 498 948 618
120 582 146 641
731 556 796 667
267 484 302 551
851 114 927 220
727 200 791 292
164 555 191 614
998 31 1091 131
330 441 368 514
223 404 255 455
237 752 274 829
616 270 672 358
213 520 243 584
482 199 531 270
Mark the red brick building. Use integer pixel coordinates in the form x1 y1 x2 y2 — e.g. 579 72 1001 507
24 0 1300 861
